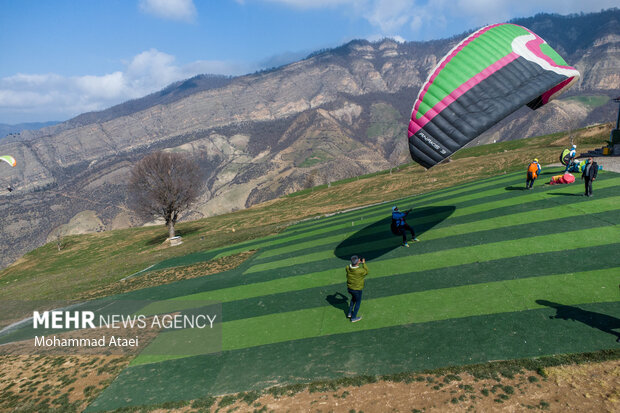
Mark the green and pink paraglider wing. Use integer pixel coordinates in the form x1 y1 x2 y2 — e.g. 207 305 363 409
408 23 580 169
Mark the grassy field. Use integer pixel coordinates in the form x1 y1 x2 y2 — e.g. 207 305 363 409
76 166 620 411
0 123 617 412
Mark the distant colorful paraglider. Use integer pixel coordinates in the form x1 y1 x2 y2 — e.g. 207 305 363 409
0 155 16 167
408 23 580 168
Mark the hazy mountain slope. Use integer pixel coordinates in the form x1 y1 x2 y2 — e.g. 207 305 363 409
0 121 60 139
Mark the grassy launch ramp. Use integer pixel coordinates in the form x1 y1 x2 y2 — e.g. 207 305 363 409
87 170 620 411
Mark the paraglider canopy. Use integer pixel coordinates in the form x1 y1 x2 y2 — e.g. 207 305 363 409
408 23 580 169
0 155 16 167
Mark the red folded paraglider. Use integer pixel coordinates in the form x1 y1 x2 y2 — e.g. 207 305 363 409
549 173 575 185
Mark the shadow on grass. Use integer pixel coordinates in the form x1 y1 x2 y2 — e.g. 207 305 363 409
326 292 349 317
536 299 620 343
333 205 455 261
505 186 527 191
546 192 582 197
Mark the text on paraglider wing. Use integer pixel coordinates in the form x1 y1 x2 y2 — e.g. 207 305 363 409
418 132 446 154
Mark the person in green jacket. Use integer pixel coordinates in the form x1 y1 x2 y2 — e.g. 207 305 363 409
346 255 368 322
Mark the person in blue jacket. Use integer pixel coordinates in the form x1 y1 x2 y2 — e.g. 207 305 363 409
392 206 419 247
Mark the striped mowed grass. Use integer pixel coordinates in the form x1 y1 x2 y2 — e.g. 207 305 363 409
87 170 620 411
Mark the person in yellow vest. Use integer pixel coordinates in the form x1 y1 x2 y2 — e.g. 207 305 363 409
346 255 368 322
525 159 541 189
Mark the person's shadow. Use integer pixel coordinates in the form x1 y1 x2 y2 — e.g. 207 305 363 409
326 292 349 316
536 299 620 343
333 205 455 261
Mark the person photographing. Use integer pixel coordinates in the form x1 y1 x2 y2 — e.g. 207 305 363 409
346 255 368 323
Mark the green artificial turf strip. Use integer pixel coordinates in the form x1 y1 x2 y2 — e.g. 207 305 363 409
264 172 527 239
256 195 620 261
323 208 620 264
223 268 620 351
129 242 620 345
244 221 620 275
425 174 620 220
176 243 620 324
150 173 618 272
141 172 619 274
87 302 620 411
229 245 620 324
156 215 620 305
106 199 619 304
284 172 523 232
179 220 620 304
287 173 525 233
435 184 620 227
248 177 620 269
132 266 619 366
257 206 454 260
250 182 620 266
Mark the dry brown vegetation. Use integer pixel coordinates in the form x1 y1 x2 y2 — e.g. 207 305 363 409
141 359 620 413
1 355 617 412
243 361 620 413
0 355 130 412
77 250 256 300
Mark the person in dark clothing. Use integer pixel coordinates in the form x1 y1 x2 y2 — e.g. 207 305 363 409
581 157 598 197
346 255 368 322
392 206 418 247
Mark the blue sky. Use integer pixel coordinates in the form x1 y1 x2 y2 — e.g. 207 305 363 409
0 0 616 124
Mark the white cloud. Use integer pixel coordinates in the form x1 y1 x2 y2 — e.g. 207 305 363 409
362 0 411 33
252 0 619 40
385 0 619 37
413 0 618 37
139 0 197 22
0 49 253 123
75 72 126 100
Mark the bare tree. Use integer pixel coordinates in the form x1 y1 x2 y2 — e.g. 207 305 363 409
128 151 204 239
